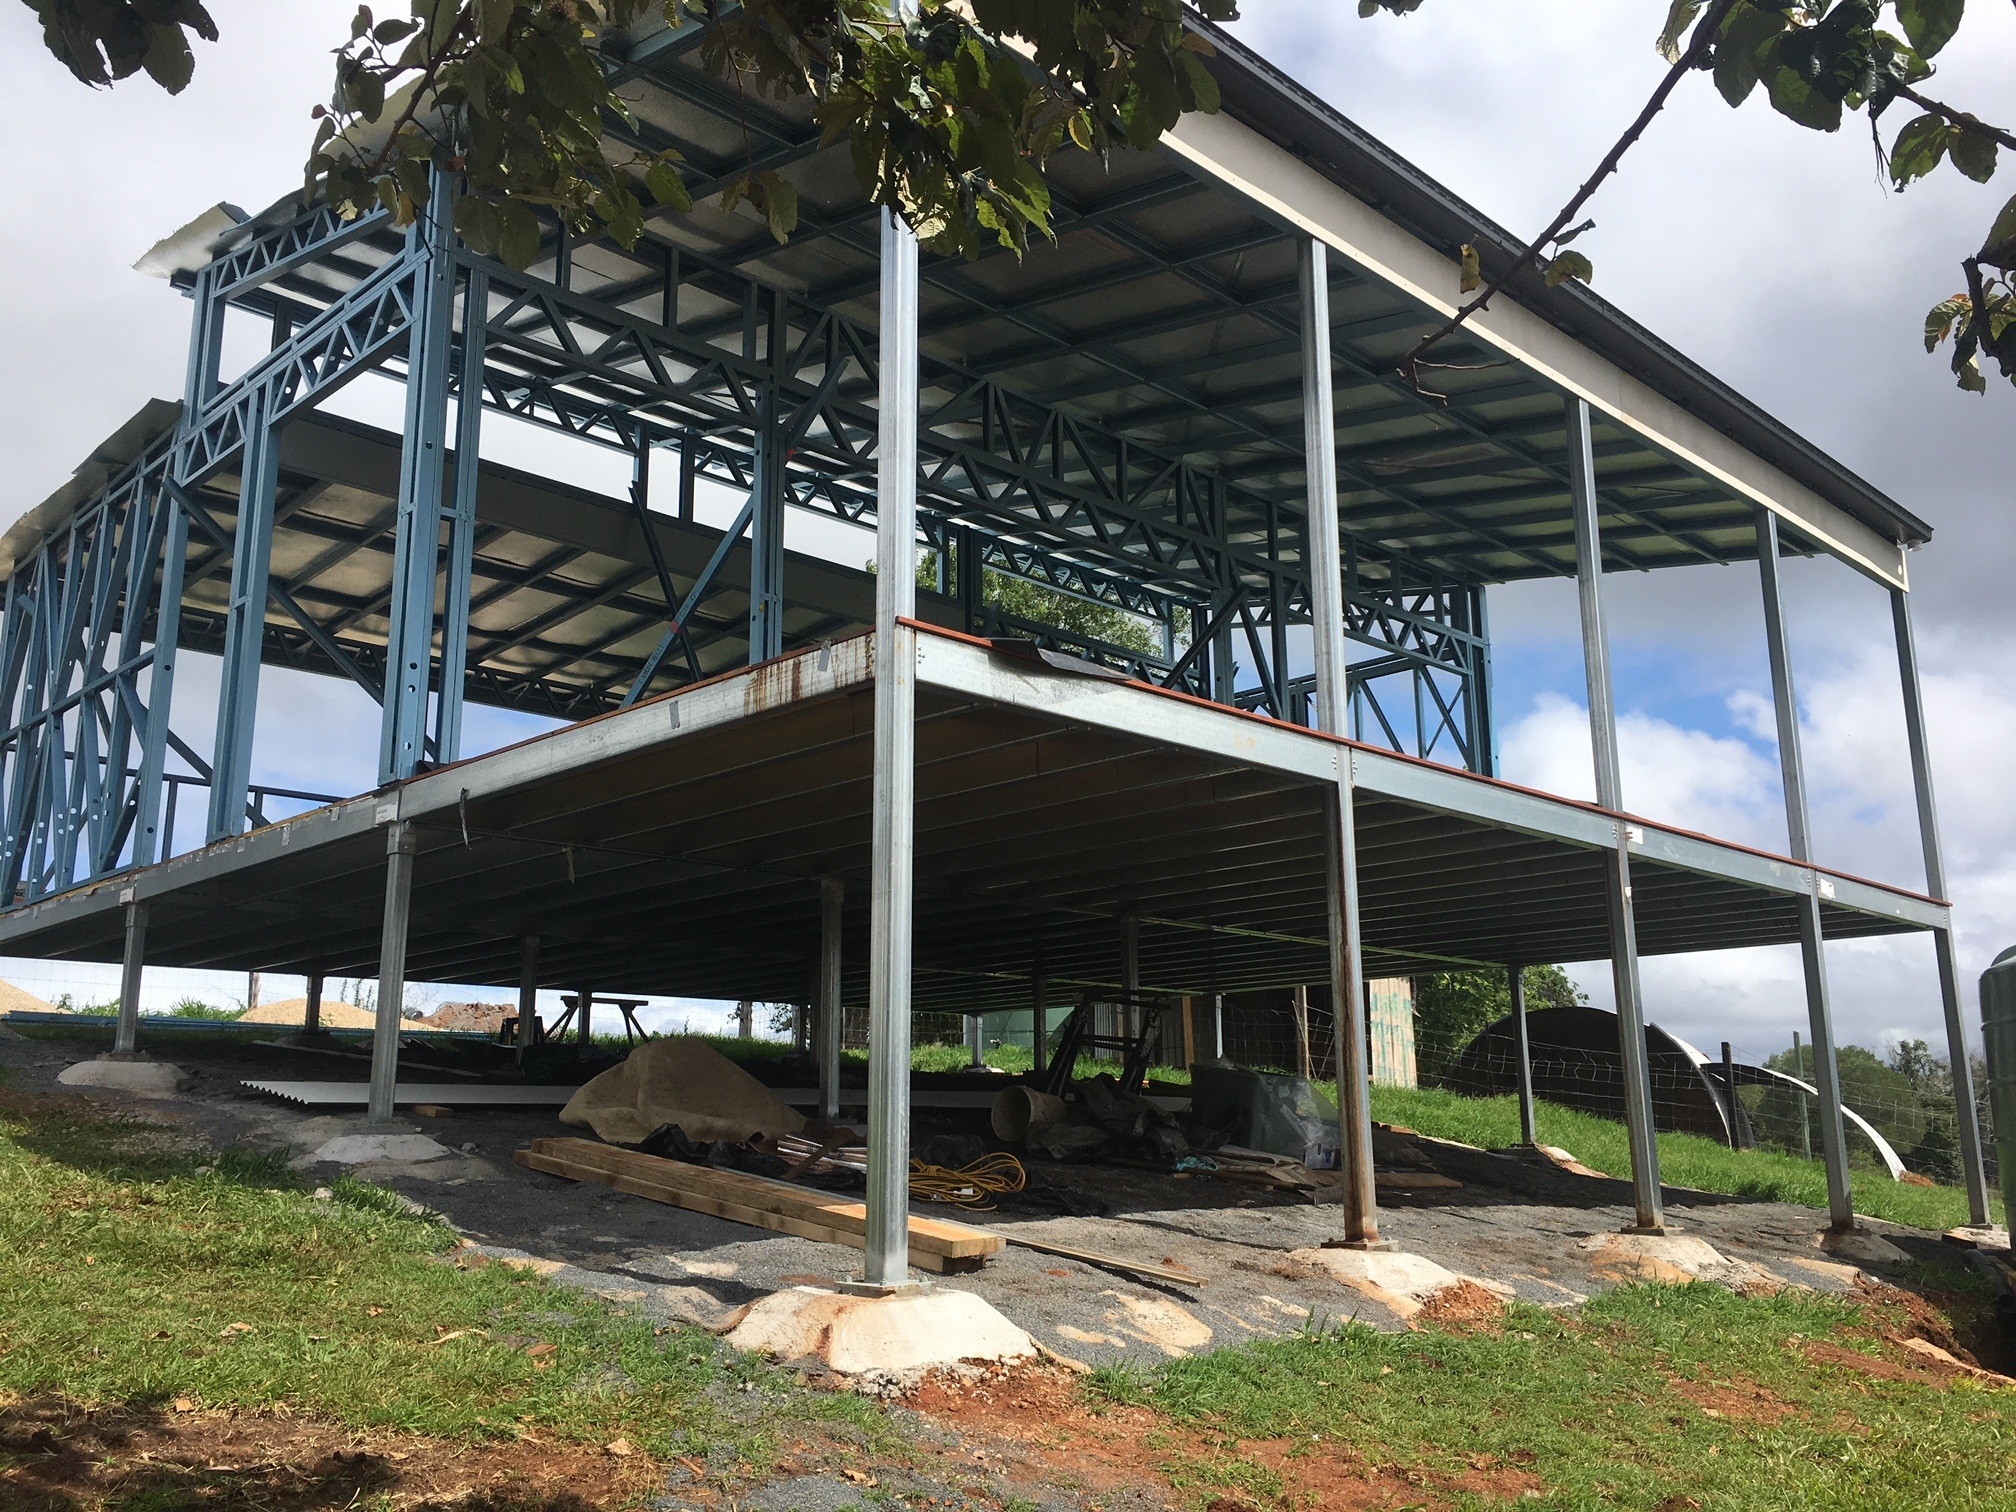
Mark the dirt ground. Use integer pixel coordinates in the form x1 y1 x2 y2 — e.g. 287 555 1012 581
4 1026 2005 1510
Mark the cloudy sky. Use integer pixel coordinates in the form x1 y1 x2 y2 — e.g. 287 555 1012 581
0 2 2010 1058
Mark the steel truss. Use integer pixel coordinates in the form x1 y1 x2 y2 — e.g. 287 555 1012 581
0 184 1496 906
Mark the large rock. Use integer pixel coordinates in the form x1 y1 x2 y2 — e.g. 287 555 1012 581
57 1059 186 1097
726 1286 1035 1377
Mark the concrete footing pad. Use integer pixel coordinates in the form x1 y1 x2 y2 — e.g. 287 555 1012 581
56 1059 186 1097
1577 1232 1772 1288
725 1285 1036 1378
296 1133 454 1166
1289 1247 1509 1320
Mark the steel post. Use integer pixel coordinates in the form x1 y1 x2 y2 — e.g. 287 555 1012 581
516 934 540 1068
1750 506 1857 1226
205 389 282 842
1510 965 1537 1147
368 821 416 1124
1301 238 1382 1245
134 493 188 865
304 972 323 1035
435 266 487 764
1120 914 1140 1043
819 876 843 1122
1891 588 1991 1224
748 382 787 663
864 206 920 1290
380 179 458 786
113 895 147 1056
578 987 595 1049
1031 942 1049 1076
1568 396 1664 1231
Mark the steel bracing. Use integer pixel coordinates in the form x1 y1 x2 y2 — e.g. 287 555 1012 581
0 165 1503 905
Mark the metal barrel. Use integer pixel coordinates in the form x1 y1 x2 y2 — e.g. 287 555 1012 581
1978 946 2016 1220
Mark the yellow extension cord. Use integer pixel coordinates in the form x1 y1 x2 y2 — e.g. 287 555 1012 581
907 1151 1028 1210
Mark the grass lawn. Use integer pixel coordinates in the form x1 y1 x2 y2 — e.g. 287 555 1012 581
4 1076 2015 1509
0 1083 885 1508
1088 1281 2016 1510
1370 1084 1996 1233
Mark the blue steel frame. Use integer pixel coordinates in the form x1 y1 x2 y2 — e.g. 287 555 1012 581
0 179 1498 907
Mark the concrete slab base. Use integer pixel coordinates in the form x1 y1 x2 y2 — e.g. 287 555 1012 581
295 1133 454 1167
1289 1247 1502 1320
56 1058 185 1097
725 1285 1035 1378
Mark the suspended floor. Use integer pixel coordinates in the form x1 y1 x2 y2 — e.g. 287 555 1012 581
0 626 1943 1016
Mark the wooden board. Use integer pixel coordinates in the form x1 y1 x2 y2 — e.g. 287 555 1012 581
526 1138 1001 1258
518 1138 1004 1264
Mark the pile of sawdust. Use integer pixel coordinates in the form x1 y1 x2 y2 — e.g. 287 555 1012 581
0 981 60 1016
238 997 377 1030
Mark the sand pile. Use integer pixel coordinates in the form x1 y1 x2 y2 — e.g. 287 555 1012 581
239 997 377 1029
422 1000 512 1034
0 981 60 1016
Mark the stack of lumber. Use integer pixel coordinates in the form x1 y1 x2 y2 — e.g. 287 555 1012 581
514 1137 1003 1274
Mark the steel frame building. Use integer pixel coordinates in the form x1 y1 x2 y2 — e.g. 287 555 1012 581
0 15 1988 1271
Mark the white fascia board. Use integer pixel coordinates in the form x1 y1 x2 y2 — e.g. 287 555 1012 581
1163 108 1910 590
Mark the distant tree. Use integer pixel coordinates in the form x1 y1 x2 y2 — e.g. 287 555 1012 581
1759 1040 1929 1165
1411 963 1585 1083
982 571 1164 659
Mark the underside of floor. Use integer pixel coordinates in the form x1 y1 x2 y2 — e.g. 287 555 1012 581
0 627 1941 1014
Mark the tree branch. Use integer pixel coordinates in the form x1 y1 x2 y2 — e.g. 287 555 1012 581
1894 84 2016 156
1397 0 1740 399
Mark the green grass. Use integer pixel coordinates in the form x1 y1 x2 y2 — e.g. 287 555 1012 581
1370 1083 1998 1232
1089 1283 2016 1510
0 1085 879 1461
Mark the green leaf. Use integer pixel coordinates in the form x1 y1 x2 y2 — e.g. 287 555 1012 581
644 158 691 212
1896 0 1964 59
1766 65 1843 132
1543 250 1594 288
1949 126 1998 184
1957 350 1987 392
496 200 541 269
1657 0 1705 62
763 175 798 244
1888 113 1950 186
141 24 195 94
1175 49 1220 115
1459 243 1482 295
1924 292 1970 351
1983 193 2016 267
1714 5 1789 107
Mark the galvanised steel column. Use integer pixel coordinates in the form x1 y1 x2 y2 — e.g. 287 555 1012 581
747 382 787 663
1031 941 1048 1076
112 893 148 1056
1891 587 1991 1223
1754 506 1855 1227
304 972 324 1035
206 389 283 842
367 820 417 1124
134 489 188 865
1568 396 1664 1231
1301 238 1383 1247
1509 965 1537 1147
380 181 458 786
819 877 844 1122
863 205 920 1289
515 934 540 1069
1120 914 1140 1044
435 266 488 765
